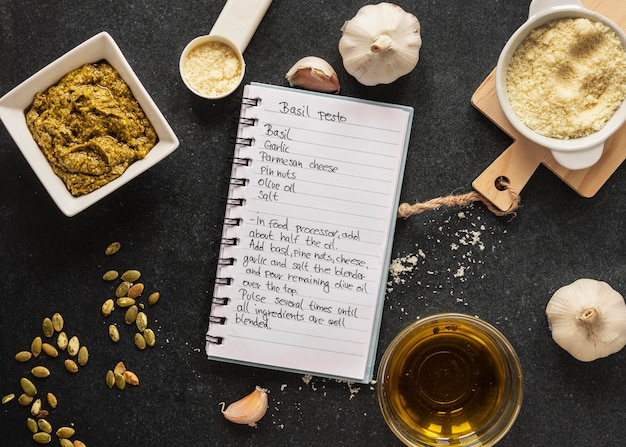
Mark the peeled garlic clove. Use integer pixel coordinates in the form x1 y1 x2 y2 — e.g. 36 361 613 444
286 56 340 93
220 386 269 427
546 278 626 362
339 2 422 86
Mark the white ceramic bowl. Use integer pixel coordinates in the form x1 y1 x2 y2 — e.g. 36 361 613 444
495 0 626 170
0 32 179 216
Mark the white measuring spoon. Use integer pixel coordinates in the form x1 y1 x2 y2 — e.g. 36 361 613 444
179 0 273 99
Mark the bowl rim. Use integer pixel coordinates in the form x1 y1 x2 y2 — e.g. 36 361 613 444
0 31 179 217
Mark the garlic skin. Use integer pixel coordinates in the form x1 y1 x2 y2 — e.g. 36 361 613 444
338 3 422 86
220 386 269 427
546 278 626 362
286 56 340 93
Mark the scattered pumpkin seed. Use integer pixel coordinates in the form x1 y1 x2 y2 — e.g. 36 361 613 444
37 409 49 419
52 313 64 332
42 343 58 358
64 359 79 373
60 439 74 447
135 311 148 332
105 370 115 388
115 281 131 298
105 241 121 255
30 397 41 416
42 317 54 338
123 370 139 386
116 297 135 308
125 305 139 325
57 332 68 350
56 426 76 439
128 282 144 298
108 324 120 342
74 440 87 447
147 291 160 305
31 366 51 378
32 431 51 444
31 336 42 357
78 346 89 366
38 418 52 434
18 393 34 406
114 372 126 390
102 298 115 316
2 393 15 404
134 333 147 350
15 350 32 362
103 269 119 281
46 392 57 409
27 417 38 433
144 328 156 347
21 377 37 397
114 361 126 375
67 336 80 356
121 269 141 283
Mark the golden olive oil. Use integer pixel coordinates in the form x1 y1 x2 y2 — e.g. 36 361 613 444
384 322 507 442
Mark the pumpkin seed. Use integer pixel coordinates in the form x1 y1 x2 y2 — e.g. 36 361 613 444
56 427 76 439
116 297 135 308
134 333 147 350
135 311 148 332
42 317 54 338
64 359 78 373
74 440 87 447
105 241 121 255
26 417 38 433
31 336 42 357
144 328 156 347
121 269 141 283
37 409 49 419
105 370 115 388
67 336 80 356
21 377 37 397
30 398 41 416
57 332 68 350
123 370 139 386
114 372 126 390
102 298 115 316
46 392 57 409
15 350 32 362
147 291 160 305
128 282 144 298
2 393 15 404
115 281 131 298
60 439 74 447
32 432 51 444
52 313 64 332
38 418 52 433
78 346 89 366
31 366 50 378
42 343 58 358
125 305 139 325
103 269 119 281
108 324 120 342
114 361 126 375
18 393 34 406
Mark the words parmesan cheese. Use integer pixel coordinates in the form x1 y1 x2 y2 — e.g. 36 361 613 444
507 18 626 139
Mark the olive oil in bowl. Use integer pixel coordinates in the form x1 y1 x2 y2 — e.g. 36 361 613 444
377 314 523 447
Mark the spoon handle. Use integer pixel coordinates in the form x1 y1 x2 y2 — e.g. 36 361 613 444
209 0 273 54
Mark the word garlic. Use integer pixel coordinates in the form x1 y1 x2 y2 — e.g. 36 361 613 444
546 278 626 362
339 2 421 86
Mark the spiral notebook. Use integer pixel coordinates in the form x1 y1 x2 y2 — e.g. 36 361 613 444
207 82 413 383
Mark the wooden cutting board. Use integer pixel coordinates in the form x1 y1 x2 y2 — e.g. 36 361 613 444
471 0 626 212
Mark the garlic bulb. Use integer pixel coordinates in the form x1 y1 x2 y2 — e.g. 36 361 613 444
286 56 340 93
338 2 422 86
546 278 626 362
220 386 269 427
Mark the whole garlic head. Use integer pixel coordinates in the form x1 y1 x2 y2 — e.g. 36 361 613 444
338 2 422 86
546 278 626 362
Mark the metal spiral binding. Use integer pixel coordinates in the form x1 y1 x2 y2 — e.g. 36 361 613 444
215 277 233 286
224 218 242 226
230 137 254 146
237 117 258 126
240 96 261 106
217 257 236 265
207 334 224 345
212 296 230 305
226 197 246 206
209 315 227 324
229 157 252 166
221 237 238 246
229 177 249 186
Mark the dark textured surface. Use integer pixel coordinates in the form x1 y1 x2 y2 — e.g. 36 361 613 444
1 1 625 446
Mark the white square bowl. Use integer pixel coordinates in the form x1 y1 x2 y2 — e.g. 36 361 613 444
0 31 179 216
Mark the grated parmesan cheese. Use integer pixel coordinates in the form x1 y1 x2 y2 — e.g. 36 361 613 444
506 17 626 139
182 40 242 97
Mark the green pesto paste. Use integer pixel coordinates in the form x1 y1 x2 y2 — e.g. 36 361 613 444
25 62 157 196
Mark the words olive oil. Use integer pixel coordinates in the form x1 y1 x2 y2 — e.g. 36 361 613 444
378 314 523 446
